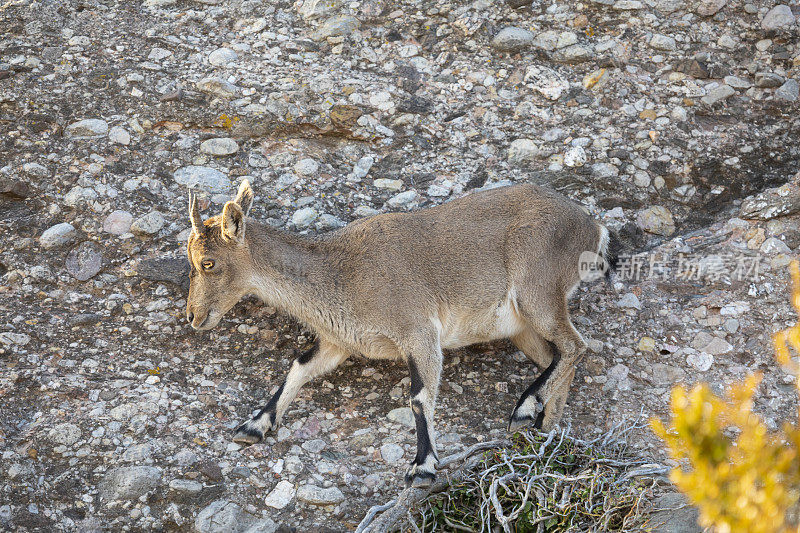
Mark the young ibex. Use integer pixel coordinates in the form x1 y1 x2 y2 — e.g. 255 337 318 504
186 180 612 487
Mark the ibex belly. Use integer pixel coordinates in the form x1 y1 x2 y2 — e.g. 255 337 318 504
438 294 524 350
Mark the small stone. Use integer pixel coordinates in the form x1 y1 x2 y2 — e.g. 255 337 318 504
100 466 162 501
312 15 360 41
635 206 676 236
103 211 133 235
638 336 656 352
195 500 277 533
695 0 727 16
108 126 131 145
532 30 559 51
200 137 239 156
761 237 792 254
761 5 796 31
650 34 676 51
301 439 327 453
380 443 405 464
724 76 752 89
703 337 733 355
701 84 735 105
491 27 535 52
64 186 98 206
173 166 232 193
373 178 403 191
169 479 203 495
591 162 619 178
508 138 544 163
292 207 318 228
775 79 799 102
582 68 608 90
299 0 340 20
264 480 296 509
122 443 154 463
525 65 569 100
196 77 239 98
0 332 31 346
650 363 685 385
48 423 81 446
22 162 49 177
617 292 641 310
564 146 587 168
294 158 319 176
65 118 109 138
296 485 345 506
556 31 578 49
686 351 713 371
613 0 643 9
208 47 238 67
66 242 103 281
40 223 76 249
755 72 784 88
148 47 172 61
131 211 165 236
387 407 415 427
553 44 593 64
386 190 418 209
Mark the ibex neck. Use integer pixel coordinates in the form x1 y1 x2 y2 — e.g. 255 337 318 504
246 220 340 325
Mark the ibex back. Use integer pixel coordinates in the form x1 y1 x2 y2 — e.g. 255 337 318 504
186 180 611 487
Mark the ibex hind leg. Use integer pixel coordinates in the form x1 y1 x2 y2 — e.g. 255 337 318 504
509 292 586 432
233 340 349 445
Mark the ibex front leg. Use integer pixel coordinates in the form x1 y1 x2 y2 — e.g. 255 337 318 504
233 339 349 445
404 341 443 488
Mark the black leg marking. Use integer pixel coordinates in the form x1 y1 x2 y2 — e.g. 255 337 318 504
296 339 319 365
233 380 286 446
410 400 433 466
509 342 561 431
407 357 423 397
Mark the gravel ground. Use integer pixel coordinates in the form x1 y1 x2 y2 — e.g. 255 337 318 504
1 0 799 530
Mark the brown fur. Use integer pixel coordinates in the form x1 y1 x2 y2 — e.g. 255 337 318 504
186 180 609 486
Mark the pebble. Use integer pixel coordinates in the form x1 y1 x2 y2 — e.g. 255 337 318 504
701 84 735 105
208 47 238 67
296 485 345 506
564 146 587 167
373 178 403 191
312 15 360 41
380 443 405 464
617 293 641 310
695 0 727 16
761 237 792 254
650 363 685 385
48 423 82 446
491 27 535 52
292 207 318 228
525 65 569 100
100 466 162 501
66 242 103 281
200 138 239 156
264 480 296 509
650 34 676 51
386 190 418 210
40 223 76 249
686 351 713 371
635 206 676 236
22 162 49 177
103 210 134 235
294 158 319 176
761 5 796 31
508 138 544 163
196 77 239 98
775 79 799 102
387 407 415 427
173 166 232 193
65 119 109 138
108 126 131 145
131 211 166 236
195 500 277 533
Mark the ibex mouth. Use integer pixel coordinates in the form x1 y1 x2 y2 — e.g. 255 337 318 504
191 310 215 330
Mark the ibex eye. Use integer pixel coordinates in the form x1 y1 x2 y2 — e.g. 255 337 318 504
201 260 215 270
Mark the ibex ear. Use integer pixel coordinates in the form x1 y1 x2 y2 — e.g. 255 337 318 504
233 179 254 217
221 201 246 242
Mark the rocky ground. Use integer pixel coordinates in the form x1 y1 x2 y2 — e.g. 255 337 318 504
1 0 799 530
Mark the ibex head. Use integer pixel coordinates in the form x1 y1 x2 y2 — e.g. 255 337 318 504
186 180 255 330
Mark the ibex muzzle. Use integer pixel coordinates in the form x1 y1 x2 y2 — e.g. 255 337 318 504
186 180 614 488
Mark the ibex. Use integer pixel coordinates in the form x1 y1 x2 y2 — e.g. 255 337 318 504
186 180 613 487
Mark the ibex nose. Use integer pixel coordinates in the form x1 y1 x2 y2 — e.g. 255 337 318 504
187 310 195 323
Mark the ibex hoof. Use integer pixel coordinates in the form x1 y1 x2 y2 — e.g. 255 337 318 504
508 394 544 433
404 465 436 489
232 422 264 446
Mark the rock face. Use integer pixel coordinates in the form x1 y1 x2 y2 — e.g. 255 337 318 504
100 467 162 501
